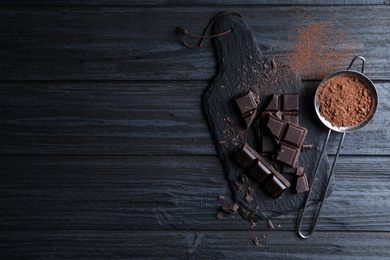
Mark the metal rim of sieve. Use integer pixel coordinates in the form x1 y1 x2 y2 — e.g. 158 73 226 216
314 56 378 133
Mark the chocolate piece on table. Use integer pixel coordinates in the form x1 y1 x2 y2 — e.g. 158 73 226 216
235 143 258 170
264 175 288 198
275 142 300 168
267 114 286 140
234 91 258 129
281 122 308 148
282 94 299 112
295 171 309 193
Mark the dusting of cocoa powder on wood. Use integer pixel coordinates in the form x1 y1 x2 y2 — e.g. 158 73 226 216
317 75 373 127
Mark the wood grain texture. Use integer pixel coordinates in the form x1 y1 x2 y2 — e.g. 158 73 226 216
1 6 389 81
1 0 388 6
1 230 390 259
1 155 390 232
1 82 388 155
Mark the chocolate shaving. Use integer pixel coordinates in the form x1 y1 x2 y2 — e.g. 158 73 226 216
267 219 274 230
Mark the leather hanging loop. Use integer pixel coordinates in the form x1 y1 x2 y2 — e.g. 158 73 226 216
177 11 243 49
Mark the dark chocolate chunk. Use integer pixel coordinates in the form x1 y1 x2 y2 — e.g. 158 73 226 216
267 114 286 140
267 219 275 230
295 171 309 194
260 135 278 154
249 160 273 184
281 122 307 148
235 143 257 169
222 202 239 213
264 175 287 198
301 144 318 152
275 142 300 168
265 94 280 112
281 164 296 174
282 114 299 125
236 143 290 198
235 91 258 128
282 94 299 112
296 166 304 177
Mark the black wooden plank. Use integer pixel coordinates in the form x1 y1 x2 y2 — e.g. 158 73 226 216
0 6 389 81
1 82 388 155
0 0 387 6
1 230 389 259
1 155 390 231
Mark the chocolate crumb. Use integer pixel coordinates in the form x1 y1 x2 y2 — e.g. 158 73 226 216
301 144 318 152
277 224 282 228
267 219 274 230
251 235 259 245
234 181 244 192
250 220 256 229
241 175 249 184
222 202 238 213
216 211 223 220
192 138 196 142
262 235 266 239
245 193 254 203
218 195 226 201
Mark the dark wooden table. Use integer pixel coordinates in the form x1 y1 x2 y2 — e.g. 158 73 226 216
1 1 390 259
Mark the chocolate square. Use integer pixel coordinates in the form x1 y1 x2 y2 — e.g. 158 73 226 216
295 171 309 193
275 142 300 168
235 144 257 169
235 91 257 117
265 94 280 112
264 175 288 198
282 114 299 125
261 136 278 154
282 94 299 112
282 123 307 148
249 160 273 184
267 114 286 140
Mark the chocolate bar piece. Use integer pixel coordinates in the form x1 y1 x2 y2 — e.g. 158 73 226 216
281 122 307 148
283 94 299 111
275 142 300 168
234 91 258 129
235 143 290 198
264 175 288 198
265 94 299 125
261 136 278 155
249 160 273 184
235 144 257 170
295 168 309 193
267 114 286 139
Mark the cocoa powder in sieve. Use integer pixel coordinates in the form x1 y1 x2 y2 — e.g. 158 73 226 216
317 75 373 127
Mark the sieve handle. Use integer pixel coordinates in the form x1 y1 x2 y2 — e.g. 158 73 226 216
297 129 346 239
347 56 365 73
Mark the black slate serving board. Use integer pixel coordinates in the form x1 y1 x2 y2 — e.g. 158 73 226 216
203 13 333 220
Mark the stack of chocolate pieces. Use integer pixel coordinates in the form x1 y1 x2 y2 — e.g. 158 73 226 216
259 94 309 194
233 92 310 196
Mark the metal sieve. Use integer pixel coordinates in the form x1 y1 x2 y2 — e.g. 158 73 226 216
297 56 378 239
